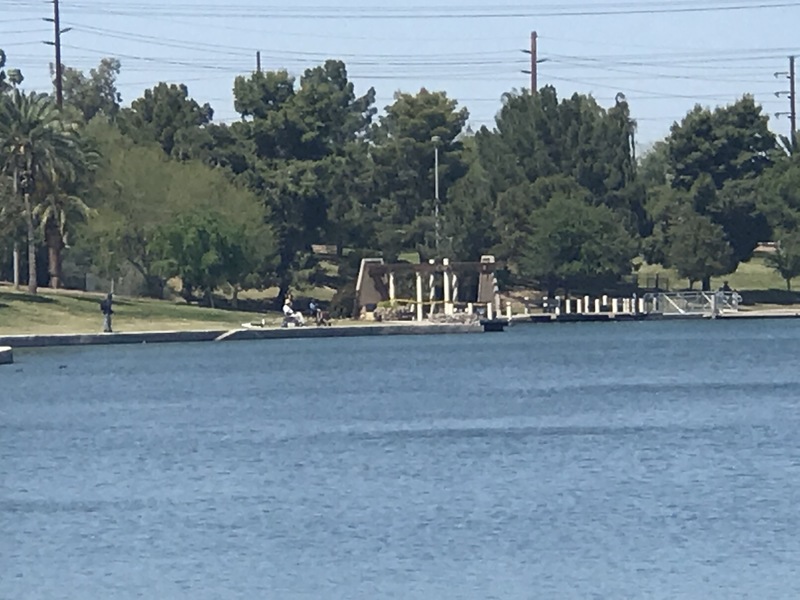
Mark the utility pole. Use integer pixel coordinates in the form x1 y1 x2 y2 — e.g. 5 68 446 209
522 31 546 94
256 51 262 74
790 55 797 138
44 0 70 109
776 56 797 139
530 31 538 93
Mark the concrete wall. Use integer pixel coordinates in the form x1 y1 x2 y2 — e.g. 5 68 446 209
0 331 226 349
0 323 483 349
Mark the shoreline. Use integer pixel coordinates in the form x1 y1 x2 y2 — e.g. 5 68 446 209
0 322 484 350
3 307 800 352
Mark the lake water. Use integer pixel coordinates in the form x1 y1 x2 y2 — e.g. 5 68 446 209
3 320 800 599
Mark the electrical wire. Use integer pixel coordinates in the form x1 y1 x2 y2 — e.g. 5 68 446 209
43 0 800 19
4 0 795 143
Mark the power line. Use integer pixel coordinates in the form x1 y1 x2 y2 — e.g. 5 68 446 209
48 21 800 72
545 48 800 64
65 23 520 60
545 59 781 84
52 22 800 84
7 0 796 146
541 73 777 101
41 0 800 19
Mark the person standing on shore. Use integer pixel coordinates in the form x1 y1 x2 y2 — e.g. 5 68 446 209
100 293 114 333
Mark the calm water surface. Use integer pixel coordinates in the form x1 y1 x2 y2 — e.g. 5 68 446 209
3 320 800 599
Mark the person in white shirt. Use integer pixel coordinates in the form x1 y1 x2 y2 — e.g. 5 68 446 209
282 298 304 326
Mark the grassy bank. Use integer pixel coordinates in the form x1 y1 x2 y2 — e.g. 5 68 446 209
636 255 789 292
0 285 279 335
2 254 799 336
636 255 800 307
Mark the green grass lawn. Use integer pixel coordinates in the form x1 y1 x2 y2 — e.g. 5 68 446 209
637 254 789 292
0 285 281 335
636 255 800 307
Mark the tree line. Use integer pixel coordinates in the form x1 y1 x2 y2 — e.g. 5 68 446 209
2 49 800 310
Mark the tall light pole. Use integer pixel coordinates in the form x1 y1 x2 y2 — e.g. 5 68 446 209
432 135 441 252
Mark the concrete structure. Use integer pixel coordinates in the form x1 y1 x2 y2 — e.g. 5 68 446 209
354 256 504 322
0 323 486 350
0 346 13 365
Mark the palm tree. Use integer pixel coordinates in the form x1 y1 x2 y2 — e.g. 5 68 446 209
34 179 95 288
0 89 83 294
0 48 24 94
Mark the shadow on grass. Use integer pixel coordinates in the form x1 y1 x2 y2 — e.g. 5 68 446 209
62 294 103 305
64 294 136 307
740 289 800 306
208 297 274 314
62 292 265 315
0 291 56 305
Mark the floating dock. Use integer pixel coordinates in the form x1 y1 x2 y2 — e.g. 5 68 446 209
510 309 800 324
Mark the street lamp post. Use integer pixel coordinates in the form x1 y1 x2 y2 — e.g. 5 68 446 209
432 135 441 252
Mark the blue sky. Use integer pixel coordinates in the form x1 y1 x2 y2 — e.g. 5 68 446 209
2 0 799 151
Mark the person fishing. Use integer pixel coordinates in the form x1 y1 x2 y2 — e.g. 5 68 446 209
282 297 304 327
308 299 331 326
100 292 114 333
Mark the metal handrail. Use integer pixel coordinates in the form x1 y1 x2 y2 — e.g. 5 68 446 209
645 291 742 315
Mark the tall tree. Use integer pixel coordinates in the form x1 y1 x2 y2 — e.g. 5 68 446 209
0 173 24 286
172 122 253 176
33 165 95 288
322 140 378 255
756 154 800 233
472 86 642 280
80 121 273 298
710 177 772 265
766 229 800 291
476 87 635 203
0 49 24 287
444 138 498 261
59 58 122 122
666 211 733 290
232 60 376 299
645 178 742 289
517 190 638 295
118 82 213 156
638 141 670 188
233 61 375 162
0 90 83 294
647 96 779 280
494 174 591 261
667 95 776 191
370 88 469 260
152 212 268 307
0 49 23 94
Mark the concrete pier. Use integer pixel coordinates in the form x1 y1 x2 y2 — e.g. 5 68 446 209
0 346 12 365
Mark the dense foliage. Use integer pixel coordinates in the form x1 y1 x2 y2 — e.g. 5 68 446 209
2 49 800 303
